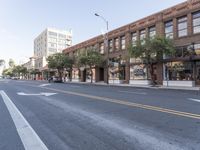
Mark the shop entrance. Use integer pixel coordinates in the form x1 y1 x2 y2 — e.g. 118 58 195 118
99 68 104 81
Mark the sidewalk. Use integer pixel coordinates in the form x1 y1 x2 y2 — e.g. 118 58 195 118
63 81 200 91
28 79 200 91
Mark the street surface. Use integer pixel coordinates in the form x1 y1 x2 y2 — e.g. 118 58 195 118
0 79 200 150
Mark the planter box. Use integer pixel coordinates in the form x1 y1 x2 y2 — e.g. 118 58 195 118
72 79 80 82
129 80 152 85
86 79 95 83
163 80 195 87
109 80 120 84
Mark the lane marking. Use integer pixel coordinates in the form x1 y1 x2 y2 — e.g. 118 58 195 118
17 92 57 97
42 87 200 120
119 90 147 95
0 90 48 150
39 84 51 87
188 98 200 103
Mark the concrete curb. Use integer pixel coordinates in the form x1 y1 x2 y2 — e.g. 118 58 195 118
21 79 200 91
63 81 200 91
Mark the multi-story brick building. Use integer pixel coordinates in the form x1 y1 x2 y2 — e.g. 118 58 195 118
63 0 200 87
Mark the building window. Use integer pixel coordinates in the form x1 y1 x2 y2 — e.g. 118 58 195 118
140 29 146 45
120 36 125 50
100 43 104 54
165 20 173 39
149 26 156 38
178 16 188 37
48 31 57 37
114 38 119 51
49 38 57 43
58 34 66 39
193 11 200 34
48 48 57 53
48 42 57 48
131 32 137 46
109 40 113 52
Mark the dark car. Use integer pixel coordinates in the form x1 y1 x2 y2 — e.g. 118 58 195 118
53 77 63 83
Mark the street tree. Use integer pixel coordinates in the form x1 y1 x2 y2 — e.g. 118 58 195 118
0 59 5 66
12 65 22 77
47 53 73 81
2 68 13 77
78 49 103 83
20 66 28 79
128 36 175 84
8 59 15 68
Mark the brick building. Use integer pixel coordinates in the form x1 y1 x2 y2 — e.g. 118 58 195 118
63 0 200 87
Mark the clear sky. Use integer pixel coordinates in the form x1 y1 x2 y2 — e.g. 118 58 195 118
0 0 186 65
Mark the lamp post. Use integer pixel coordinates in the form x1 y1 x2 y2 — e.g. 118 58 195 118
95 13 109 84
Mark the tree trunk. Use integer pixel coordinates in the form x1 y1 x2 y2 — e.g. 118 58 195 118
58 69 62 81
90 66 93 83
149 63 155 85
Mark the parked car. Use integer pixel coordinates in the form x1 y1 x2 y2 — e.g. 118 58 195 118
53 77 63 83
11 77 19 80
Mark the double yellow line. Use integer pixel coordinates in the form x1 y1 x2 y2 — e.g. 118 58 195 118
43 87 200 120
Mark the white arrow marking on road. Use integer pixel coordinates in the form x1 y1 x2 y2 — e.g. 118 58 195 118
188 98 200 103
39 83 51 87
17 92 57 97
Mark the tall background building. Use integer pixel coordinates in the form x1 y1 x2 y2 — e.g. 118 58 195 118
33 28 72 77
34 27 72 58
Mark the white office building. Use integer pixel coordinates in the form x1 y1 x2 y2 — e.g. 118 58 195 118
33 27 72 70
32 27 72 79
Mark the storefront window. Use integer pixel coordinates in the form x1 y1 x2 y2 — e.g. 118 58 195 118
72 69 80 79
166 62 193 81
194 43 200 55
109 66 119 80
130 64 148 80
86 69 95 81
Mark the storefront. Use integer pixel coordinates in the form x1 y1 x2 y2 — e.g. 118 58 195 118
71 68 80 82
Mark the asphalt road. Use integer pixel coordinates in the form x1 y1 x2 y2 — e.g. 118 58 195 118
0 79 200 150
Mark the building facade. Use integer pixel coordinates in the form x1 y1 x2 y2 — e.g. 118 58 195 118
63 0 200 87
34 27 72 79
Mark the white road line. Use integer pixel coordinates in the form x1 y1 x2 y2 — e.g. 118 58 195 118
188 98 200 103
0 90 48 150
119 90 147 95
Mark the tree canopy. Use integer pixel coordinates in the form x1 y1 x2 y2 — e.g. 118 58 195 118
77 49 103 83
128 36 175 83
47 53 74 79
8 59 15 68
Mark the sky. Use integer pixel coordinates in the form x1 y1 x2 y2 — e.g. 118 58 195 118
0 0 186 65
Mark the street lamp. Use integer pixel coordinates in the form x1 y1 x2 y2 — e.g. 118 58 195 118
95 13 109 84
